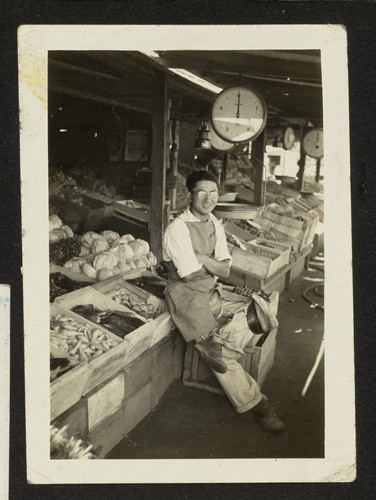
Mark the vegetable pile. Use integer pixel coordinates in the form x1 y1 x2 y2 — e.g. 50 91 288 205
50 314 119 369
108 287 163 319
63 230 157 280
50 425 96 460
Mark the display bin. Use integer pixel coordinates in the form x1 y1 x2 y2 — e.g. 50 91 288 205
93 273 166 319
246 238 291 270
113 200 150 224
50 303 123 420
54 285 174 370
228 241 287 280
223 220 258 242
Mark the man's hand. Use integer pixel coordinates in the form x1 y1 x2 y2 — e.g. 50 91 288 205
195 253 231 280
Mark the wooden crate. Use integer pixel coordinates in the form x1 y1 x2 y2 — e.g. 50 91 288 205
50 303 123 420
93 273 166 319
55 286 174 368
113 200 150 224
228 242 283 280
85 372 125 431
182 327 278 392
223 221 257 242
245 239 291 271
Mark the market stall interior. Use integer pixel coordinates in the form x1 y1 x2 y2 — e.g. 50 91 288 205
48 50 324 459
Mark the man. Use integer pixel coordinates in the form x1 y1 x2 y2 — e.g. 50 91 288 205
163 170 285 433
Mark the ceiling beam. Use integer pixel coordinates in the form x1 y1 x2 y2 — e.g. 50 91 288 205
152 51 322 81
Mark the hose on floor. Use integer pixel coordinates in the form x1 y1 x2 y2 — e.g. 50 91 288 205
302 260 324 310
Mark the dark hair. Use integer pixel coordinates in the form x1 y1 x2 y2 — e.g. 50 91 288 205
186 170 219 193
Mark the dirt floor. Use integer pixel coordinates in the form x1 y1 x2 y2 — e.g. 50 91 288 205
106 257 325 459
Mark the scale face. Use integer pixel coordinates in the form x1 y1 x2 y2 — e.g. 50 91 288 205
283 126 296 150
302 127 324 159
208 121 235 152
211 86 267 143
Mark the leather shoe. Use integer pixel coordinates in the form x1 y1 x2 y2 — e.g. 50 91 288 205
196 339 227 374
253 397 285 433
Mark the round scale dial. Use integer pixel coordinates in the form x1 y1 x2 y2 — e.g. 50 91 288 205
208 121 235 152
211 86 267 143
283 126 296 150
302 128 324 159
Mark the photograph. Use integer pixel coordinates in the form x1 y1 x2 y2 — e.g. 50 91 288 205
19 24 354 484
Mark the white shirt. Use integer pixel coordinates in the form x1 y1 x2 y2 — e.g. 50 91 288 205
163 207 232 279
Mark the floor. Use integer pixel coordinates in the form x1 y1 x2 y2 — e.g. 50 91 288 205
106 257 325 459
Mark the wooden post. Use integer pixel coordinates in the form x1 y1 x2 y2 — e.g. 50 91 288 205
169 119 180 210
297 124 306 191
252 128 266 206
315 158 321 183
150 71 168 263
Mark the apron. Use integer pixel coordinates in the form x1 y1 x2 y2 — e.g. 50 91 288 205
165 220 219 342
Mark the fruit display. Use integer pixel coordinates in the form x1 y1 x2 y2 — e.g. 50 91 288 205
71 304 146 338
63 230 157 280
50 313 119 372
107 287 164 319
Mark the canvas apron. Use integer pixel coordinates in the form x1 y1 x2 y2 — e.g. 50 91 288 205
165 219 263 413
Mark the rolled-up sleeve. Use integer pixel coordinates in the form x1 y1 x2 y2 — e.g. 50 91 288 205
213 220 232 265
163 220 202 278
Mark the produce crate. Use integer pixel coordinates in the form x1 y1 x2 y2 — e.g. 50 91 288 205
113 200 150 224
183 327 278 392
223 220 258 242
93 274 166 319
50 303 123 420
246 238 291 271
54 286 174 369
228 242 285 280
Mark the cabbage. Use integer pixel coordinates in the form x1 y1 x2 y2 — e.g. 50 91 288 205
49 231 59 243
81 231 106 248
98 268 113 281
126 259 137 270
80 245 90 256
52 228 67 240
133 256 149 269
49 214 63 232
116 244 134 262
91 239 110 255
128 240 146 257
118 234 135 244
145 251 157 267
82 263 97 279
100 230 120 244
93 251 118 271
61 225 74 239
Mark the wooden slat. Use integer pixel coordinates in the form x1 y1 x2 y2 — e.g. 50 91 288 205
150 71 168 262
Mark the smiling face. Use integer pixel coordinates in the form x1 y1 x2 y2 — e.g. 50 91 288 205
189 180 219 221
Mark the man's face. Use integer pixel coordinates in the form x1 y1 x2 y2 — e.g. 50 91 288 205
190 180 219 219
